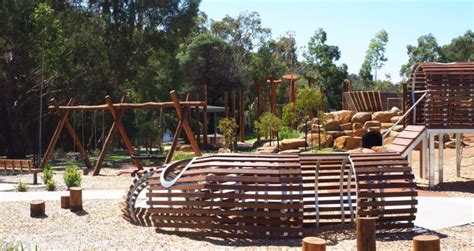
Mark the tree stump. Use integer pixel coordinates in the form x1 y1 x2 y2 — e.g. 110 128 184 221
302 237 326 251
30 200 45 218
356 217 377 251
413 235 440 251
69 187 83 212
60 195 70 209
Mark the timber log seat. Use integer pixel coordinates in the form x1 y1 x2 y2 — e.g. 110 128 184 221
122 152 417 238
0 159 42 184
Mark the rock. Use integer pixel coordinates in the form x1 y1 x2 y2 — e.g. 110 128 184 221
363 120 381 129
353 128 367 137
280 138 306 151
391 107 401 113
435 134 451 142
311 117 320 124
372 111 397 123
329 110 355 124
257 146 277 153
307 134 334 148
334 136 362 150
445 141 456 149
384 136 395 145
340 123 352 130
389 130 399 137
362 148 375 153
237 141 253 151
381 123 394 129
368 127 381 133
347 148 363 153
391 116 403 124
311 124 323 132
324 120 341 131
352 123 363 130
279 149 301 154
344 130 353 136
393 125 404 132
326 131 346 139
371 146 386 152
351 112 372 124
218 147 231 153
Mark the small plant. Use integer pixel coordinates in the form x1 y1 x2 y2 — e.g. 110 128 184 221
41 164 53 184
279 126 301 140
218 117 238 150
63 167 82 189
255 112 283 148
16 181 29 192
45 179 56 191
172 152 196 161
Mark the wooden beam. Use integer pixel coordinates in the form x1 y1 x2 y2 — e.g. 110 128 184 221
239 89 245 142
48 101 205 111
40 98 74 169
165 118 184 164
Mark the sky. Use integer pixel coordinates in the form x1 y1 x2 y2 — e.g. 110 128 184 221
200 0 473 83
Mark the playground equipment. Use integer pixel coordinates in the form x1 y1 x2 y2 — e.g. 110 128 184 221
122 152 417 238
40 90 204 176
400 62 474 187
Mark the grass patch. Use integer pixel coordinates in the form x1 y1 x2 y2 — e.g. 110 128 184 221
172 152 196 161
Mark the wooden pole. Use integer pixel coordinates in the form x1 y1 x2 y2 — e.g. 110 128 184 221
69 187 83 212
61 195 70 209
270 79 276 115
232 90 236 119
302 237 326 251
30 200 45 217
224 91 229 118
256 82 261 141
356 217 377 251
239 89 245 142
413 235 440 251
40 98 74 169
203 85 209 148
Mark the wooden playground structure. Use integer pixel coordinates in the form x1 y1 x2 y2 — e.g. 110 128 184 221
39 90 204 176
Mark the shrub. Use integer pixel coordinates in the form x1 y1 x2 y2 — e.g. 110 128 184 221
218 117 238 148
45 179 56 191
172 152 196 161
16 181 28 192
279 126 301 140
63 167 82 189
41 164 53 184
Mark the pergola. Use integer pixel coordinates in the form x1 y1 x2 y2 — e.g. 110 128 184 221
40 90 204 176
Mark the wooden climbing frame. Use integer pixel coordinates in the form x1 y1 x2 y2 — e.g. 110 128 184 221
40 90 203 176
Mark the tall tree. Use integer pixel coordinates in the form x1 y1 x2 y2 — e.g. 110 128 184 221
303 28 348 110
359 29 389 87
399 33 441 79
440 30 474 62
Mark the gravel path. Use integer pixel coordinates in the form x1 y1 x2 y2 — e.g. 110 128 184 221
1 199 472 250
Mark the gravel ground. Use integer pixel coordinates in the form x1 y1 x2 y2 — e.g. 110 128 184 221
1 199 473 250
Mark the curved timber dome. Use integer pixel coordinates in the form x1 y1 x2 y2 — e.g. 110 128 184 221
405 62 474 128
122 153 417 239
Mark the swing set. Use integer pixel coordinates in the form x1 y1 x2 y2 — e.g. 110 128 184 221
39 90 203 176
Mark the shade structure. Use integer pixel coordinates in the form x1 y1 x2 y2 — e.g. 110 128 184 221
122 152 417 238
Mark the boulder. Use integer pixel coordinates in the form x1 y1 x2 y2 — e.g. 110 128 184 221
218 147 231 153
351 112 372 124
363 120 381 129
368 127 381 133
393 125 404 132
362 148 376 153
352 123 363 130
381 123 394 129
280 138 306 151
257 146 277 153
329 110 355 124
324 120 341 131
389 130 399 137
371 146 386 152
326 131 346 139
340 123 352 130
372 111 397 123
279 149 301 154
311 117 320 124
384 136 395 145
353 128 367 137
334 136 362 150
311 123 323 132
445 141 456 149
307 134 334 148
177 144 193 152
390 107 401 113
391 116 403 124
435 134 451 142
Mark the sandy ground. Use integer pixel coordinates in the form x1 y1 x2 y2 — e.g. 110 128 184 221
1 143 473 250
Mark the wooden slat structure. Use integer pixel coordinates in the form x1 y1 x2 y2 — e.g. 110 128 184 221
343 91 383 112
405 62 474 128
122 152 417 238
385 125 426 157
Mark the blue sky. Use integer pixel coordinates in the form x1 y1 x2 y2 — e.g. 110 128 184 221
200 0 473 83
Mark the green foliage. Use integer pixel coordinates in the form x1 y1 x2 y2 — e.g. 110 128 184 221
218 118 238 147
41 164 53 184
254 112 283 141
45 179 56 191
295 87 322 120
16 181 29 192
440 30 474 62
303 28 348 110
63 167 82 189
282 103 297 127
279 127 301 140
172 152 196 161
